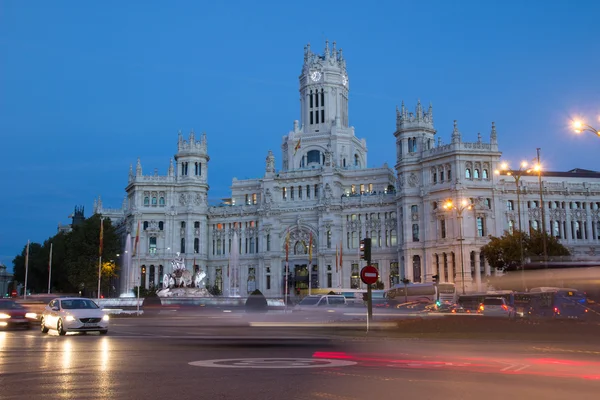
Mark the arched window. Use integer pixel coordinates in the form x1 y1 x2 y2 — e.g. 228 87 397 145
180 238 186 253
144 197 150 206
354 154 360 167
307 150 320 164
411 205 418 213
482 169 489 179
465 168 472 179
413 255 422 283
159 197 165 206
412 224 419 242
143 221 149 230
158 221 164 230
194 238 199 253
151 197 157 205
474 169 480 179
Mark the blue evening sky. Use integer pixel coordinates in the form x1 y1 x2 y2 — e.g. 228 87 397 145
1 1 599 270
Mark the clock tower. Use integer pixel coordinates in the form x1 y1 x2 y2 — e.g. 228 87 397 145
282 41 367 171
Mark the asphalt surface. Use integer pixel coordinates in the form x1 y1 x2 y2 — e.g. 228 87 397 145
1 312 600 400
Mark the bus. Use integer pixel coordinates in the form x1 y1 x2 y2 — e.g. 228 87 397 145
385 283 456 304
524 288 589 320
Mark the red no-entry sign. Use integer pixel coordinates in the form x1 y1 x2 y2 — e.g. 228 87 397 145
360 265 379 285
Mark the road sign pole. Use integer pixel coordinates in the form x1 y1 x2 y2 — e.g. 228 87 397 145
367 283 373 324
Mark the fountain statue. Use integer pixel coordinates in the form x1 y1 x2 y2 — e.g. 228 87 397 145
156 252 212 298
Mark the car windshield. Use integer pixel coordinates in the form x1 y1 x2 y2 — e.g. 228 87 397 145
60 299 99 309
328 297 345 305
0 301 24 310
298 297 321 306
483 298 504 306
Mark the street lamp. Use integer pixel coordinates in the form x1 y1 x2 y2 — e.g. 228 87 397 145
573 120 600 137
495 161 533 289
443 199 472 295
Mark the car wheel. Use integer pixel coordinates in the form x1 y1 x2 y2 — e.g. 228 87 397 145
40 318 49 334
99 330 108 335
57 319 66 336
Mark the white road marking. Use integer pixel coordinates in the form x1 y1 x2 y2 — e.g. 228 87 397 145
188 357 357 369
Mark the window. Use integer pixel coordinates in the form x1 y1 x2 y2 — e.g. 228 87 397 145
144 197 149 206
412 224 420 242
143 221 149 230
508 220 514 234
484 198 491 209
194 238 199 253
483 169 489 179
306 185 310 198
291 187 294 200
474 169 480 179
441 219 446 239
433 202 438 210
149 237 157 254
552 220 560 237
477 217 485 237
314 184 319 198
266 275 271 290
298 186 302 199
307 150 320 164
433 172 437 183
447 168 452 181
440 171 444 182
151 197 157 206
327 230 332 249
507 200 514 211
159 197 165 206
354 154 360 167
159 221 164 230
194 221 200 229
351 264 360 289
181 221 186 229
465 168 471 179
282 187 287 200
411 205 418 214
266 234 271 251
180 238 185 253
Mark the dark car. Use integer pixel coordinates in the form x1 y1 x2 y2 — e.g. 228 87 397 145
0 299 35 329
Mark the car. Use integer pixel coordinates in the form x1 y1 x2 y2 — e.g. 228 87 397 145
293 295 347 312
40 297 109 335
478 297 516 318
0 299 37 329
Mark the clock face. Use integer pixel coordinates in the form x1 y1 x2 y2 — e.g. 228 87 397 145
342 75 348 86
310 71 322 82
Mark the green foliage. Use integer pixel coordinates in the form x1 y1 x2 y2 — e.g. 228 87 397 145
132 286 156 298
206 284 222 296
11 214 120 296
481 230 571 270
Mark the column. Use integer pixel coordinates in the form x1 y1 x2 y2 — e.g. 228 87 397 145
474 250 482 292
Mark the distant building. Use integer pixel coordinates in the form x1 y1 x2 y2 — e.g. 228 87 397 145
0 264 12 297
57 206 85 234
96 42 600 296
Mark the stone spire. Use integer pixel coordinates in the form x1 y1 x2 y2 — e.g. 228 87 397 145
428 102 434 125
168 158 174 176
477 132 482 143
136 158 142 176
416 99 423 121
325 39 330 59
128 163 134 181
490 121 498 144
451 120 461 143
265 150 275 174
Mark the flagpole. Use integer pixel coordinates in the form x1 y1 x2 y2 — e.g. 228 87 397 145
48 243 53 294
308 233 312 296
136 251 141 315
97 217 104 300
24 240 30 299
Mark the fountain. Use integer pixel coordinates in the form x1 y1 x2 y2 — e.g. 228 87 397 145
156 252 212 298
120 234 134 298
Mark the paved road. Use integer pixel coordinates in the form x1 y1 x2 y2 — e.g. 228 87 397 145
1 315 599 400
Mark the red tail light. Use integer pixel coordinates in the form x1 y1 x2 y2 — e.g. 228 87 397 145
554 307 560 314
501 305 508 311
479 304 484 312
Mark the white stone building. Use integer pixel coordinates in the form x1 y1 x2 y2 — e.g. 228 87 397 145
95 42 600 297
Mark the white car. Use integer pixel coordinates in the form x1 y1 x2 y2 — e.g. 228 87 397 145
478 297 516 318
41 297 109 335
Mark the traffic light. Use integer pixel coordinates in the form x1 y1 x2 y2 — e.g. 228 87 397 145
359 238 372 263
432 274 439 284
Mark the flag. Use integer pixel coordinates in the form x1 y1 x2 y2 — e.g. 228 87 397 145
293 138 301 155
308 232 313 264
335 244 339 273
99 218 104 257
133 220 140 257
285 228 290 262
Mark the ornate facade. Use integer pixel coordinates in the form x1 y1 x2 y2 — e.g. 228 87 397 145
95 42 600 296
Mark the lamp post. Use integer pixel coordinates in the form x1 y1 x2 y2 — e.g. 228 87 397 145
495 161 529 289
573 120 600 137
533 149 547 264
443 199 472 295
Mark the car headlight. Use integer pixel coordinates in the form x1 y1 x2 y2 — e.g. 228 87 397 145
102 315 110 321
25 313 37 319
0 313 11 319
65 315 76 322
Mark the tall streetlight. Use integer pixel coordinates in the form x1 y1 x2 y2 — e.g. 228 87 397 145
573 120 600 137
532 149 547 264
495 161 529 288
443 199 472 295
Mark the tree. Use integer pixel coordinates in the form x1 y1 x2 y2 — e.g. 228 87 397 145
481 230 571 271
11 213 120 297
